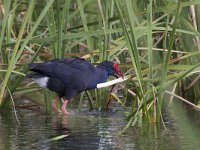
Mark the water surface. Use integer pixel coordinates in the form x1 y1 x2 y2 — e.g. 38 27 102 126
0 102 200 150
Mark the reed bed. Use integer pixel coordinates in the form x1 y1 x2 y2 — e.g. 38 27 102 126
0 0 200 131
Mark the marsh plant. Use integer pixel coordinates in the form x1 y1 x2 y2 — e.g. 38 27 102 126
0 0 200 130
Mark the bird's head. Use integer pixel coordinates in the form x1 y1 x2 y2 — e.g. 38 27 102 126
113 63 124 78
100 61 123 78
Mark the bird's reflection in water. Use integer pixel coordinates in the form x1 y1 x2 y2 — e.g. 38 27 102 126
50 115 69 134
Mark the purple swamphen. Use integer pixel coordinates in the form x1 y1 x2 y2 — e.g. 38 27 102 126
27 57 123 115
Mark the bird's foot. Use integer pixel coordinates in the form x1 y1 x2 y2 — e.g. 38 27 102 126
51 104 62 114
51 97 62 114
61 100 70 115
61 108 70 115
51 105 62 114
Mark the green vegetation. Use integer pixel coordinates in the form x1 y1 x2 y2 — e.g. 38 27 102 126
1 0 200 131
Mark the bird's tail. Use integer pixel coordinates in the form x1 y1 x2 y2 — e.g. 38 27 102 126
26 72 39 78
27 63 46 78
26 72 47 78
28 63 40 69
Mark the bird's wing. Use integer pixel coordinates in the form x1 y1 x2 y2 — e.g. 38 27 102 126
58 57 94 71
29 58 95 80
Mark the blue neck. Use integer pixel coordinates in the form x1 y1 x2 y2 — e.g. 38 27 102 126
87 66 109 89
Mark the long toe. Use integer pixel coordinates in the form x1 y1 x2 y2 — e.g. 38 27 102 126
61 107 70 115
61 100 70 115
54 108 62 114
51 97 62 114
51 104 62 114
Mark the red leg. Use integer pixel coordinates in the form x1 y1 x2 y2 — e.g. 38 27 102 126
61 99 70 115
51 97 62 113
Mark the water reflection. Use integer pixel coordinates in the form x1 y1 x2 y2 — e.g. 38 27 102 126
0 104 200 150
0 111 128 150
49 113 125 150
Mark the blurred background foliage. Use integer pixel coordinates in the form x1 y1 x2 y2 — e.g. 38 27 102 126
0 0 200 130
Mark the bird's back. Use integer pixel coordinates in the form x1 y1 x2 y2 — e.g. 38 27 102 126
28 57 96 90
29 57 94 75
